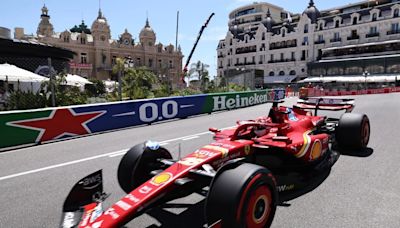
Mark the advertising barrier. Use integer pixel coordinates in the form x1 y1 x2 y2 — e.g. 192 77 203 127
0 89 284 149
305 87 400 97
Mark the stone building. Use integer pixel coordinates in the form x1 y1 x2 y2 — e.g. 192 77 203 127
217 0 400 86
16 5 183 86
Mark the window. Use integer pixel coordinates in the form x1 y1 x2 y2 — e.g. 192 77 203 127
158 59 162 68
289 70 296 75
391 23 399 32
252 56 255 63
80 37 86 44
112 56 117 65
319 23 324 31
370 26 377 34
301 50 306 60
372 13 377 21
279 71 285 76
244 57 247 64
318 34 324 42
304 24 309 33
291 52 295 60
280 53 284 61
230 39 233 45
282 29 286 37
335 20 340 28
137 58 141 66
63 36 69 42
262 32 265 40
395 9 399 18
236 58 239 64
270 54 274 62
352 17 357 25
80 53 87 64
169 60 173 69
149 59 153 67
303 36 309 45
269 71 275 76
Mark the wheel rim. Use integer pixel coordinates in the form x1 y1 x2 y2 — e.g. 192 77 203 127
362 119 370 147
245 185 272 228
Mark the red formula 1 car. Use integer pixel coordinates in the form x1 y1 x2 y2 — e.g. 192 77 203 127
60 91 371 228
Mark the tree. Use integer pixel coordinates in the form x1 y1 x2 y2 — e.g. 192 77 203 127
123 67 158 99
188 60 210 91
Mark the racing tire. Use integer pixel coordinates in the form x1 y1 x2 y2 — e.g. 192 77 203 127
205 163 277 228
336 113 370 150
117 142 172 194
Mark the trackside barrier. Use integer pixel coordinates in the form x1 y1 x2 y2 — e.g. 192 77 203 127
305 87 400 97
0 89 284 149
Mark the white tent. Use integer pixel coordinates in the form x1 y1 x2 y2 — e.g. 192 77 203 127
299 75 399 84
64 74 92 91
0 63 48 92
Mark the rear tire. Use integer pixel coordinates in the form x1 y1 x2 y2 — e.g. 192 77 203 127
336 113 370 150
117 142 172 194
205 163 277 228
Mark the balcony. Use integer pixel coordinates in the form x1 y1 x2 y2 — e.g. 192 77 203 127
267 58 296 64
366 33 380 38
347 35 360 41
218 54 225 58
387 30 400 35
314 40 325 44
258 61 263 64
244 62 256 65
330 38 342 43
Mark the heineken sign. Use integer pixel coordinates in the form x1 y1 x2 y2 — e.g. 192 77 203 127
0 89 284 149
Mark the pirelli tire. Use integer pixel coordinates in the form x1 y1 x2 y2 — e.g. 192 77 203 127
117 142 172 194
336 113 370 150
205 163 278 228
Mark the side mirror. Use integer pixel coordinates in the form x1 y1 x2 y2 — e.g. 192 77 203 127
209 127 220 133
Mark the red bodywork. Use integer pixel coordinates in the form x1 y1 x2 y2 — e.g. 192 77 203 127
71 98 354 228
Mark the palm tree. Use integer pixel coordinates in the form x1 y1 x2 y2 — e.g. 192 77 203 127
188 60 210 91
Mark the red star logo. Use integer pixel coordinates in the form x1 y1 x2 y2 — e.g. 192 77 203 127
8 109 105 142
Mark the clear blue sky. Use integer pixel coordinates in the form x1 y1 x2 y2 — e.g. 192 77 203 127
1 0 357 78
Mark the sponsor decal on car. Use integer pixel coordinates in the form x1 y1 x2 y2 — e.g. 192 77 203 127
178 157 205 166
124 194 140 203
193 149 217 158
203 145 229 158
89 204 103 223
294 131 312 158
62 212 75 228
277 184 295 192
150 172 173 186
212 152 241 167
79 173 102 190
139 185 152 194
104 207 119 219
310 140 322 160
116 200 132 211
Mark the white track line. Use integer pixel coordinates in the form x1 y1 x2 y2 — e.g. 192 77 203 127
182 136 199 141
0 126 235 182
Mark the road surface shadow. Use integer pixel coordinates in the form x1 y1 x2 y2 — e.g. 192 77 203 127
340 147 374 157
146 200 206 228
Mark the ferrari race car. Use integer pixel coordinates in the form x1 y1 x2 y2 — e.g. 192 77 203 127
60 90 371 228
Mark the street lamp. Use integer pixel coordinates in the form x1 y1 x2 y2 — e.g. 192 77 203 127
118 56 135 101
362 70 370 93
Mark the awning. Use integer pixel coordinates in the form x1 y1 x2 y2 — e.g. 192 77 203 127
0 63 48 82
264 75 297 84
299 75 399 83
322 39 400 52
318 54 400 63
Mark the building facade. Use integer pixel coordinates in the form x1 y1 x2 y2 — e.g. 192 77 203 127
16 5 183 85
217 0 400 86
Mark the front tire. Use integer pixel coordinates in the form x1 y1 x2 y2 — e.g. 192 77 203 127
336 113 370 150
205 163 277 228
117 142 172 194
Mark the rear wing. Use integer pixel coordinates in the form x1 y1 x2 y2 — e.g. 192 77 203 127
266 89 286 106
294 97 355 115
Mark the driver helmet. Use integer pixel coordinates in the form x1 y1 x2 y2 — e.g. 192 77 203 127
254 125 267 137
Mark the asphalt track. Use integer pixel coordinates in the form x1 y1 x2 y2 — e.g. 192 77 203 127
0 94 399 228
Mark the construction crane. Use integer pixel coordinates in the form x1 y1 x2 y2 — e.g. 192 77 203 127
181 13 215 84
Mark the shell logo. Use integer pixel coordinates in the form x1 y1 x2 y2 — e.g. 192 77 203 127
310 140 322 160
150 172 173 186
